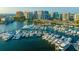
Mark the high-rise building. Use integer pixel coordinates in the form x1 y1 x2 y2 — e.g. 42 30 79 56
59 14 62 21
24 11 29 19
50 12 53 20
62 13 70 21
41 11 50 20
15 11 26 21
74 13 79 21
53 12 60 20
33 11 38 19
69 13 74 21
37 11 42 19
27 12 34 20
16 11 24 17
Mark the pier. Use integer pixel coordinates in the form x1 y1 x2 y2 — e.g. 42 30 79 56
0 24 79 51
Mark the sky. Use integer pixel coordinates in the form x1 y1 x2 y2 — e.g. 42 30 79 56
0 7 79 14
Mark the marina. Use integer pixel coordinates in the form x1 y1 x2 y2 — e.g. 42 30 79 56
0 21 78 51
0 7 79 51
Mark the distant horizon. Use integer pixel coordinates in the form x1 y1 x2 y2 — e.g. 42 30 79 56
0 7 79 14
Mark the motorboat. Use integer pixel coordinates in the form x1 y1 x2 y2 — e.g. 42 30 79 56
48 39 53 43
51 38 58 44
46 34 53 40
29 32 34 37
12 34 21 40
36 31 42 37
42 34 49 40
55 43 63 51
22 25 30 29
54 35 61 38
76 31 79 35
56 39 62 44
0 32 13 41
73 40 79 51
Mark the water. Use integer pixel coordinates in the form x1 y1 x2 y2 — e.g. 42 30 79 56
0 21 77 51
0 22 54 51
0 36 54 51
0 22 23 33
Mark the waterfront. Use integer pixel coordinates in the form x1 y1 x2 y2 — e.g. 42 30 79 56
1 7 79 51
0 36 54 51
0 21 78 51
0 22 55 51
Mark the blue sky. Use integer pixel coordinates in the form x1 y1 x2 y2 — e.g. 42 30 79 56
0 7 79 14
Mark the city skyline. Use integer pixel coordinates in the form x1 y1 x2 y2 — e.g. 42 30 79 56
0 7 79 14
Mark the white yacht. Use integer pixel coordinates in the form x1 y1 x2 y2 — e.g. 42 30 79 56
64 37 72 43
76 31 79 35
12 30 22 40
21 32 26 37
47 34 54 42
54 42 67 51
55 44 64 51
22 25 29 29
56 39 63 44
12 34 21 40
48 39 53 43
54 41 61 50
64 30 68 34
51 38 58 44
50 36 56 41
29 32 34 37
60 36 65 40
73 40 79 51
56 38 71 51
46 34 53 40
42 34 49 40
0 32 13 41
36 31 42 36
25 32 29 37
34 31 38 35
54 35 61 38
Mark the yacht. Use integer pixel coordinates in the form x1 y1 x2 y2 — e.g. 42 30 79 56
56 39 63 44
34 31 38 35
60 36 65 40
56 38 71 51
65 37 71 42
12 30 22 40
76 31 79 35
25 32 29 38
37 31 42 37
50 36 56 41
47 34 55 42
0 32 13 41
51 38 58 44
54 35 61 38
54 42 67 51
60 42 67 48
54 41 62 51
29 32 34 37
12 34 21 40
42 34 49 40
21 32 26 38
48 39 53 43
73 40 79 51
46 34 53 40
22 25 29 29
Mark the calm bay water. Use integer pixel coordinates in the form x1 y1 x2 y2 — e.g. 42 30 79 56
0 22 54 51
0 22 24 33
0 36 54 51
0 21 77 51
